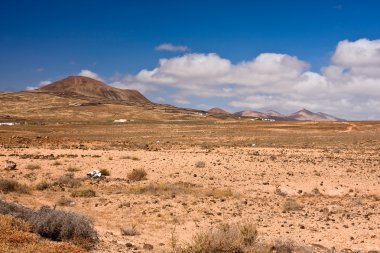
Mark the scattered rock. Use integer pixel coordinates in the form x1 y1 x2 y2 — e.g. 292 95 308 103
275 186 297 196
4 160 17 170
143 243 154 250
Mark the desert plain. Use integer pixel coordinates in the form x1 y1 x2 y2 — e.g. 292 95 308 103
1 112 379 252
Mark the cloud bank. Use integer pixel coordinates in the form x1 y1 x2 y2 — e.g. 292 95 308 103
155 43 190 52
111 38 380 120
78 69 104 81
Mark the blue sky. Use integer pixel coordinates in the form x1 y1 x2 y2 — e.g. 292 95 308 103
1 1 380 119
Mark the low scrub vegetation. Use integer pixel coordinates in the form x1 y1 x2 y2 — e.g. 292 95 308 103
129 182 234 199
195 161 206 168
120 155 140 161
56 196 75 206
173 221 297 253
0 214 87 253
71 188 96 198
35 181 50 191
174 221 258 253
0 200 98 249
26 164 41 170
56 173 82 188
67 167 80 172
283 198 304 212
127 168 147 181
0 178 30 194
120 224 139 236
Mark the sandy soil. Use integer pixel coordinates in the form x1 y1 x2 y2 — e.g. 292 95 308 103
1 144 379 252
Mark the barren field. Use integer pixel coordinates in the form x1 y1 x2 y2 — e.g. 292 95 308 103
1 121 379 252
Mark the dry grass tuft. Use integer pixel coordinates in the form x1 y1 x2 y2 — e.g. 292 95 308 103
56 173 82 188
67 167 80 172
35 181 50 191
120 224 139 236
0 178 30 194
127 169 147 182
129 182 196 195
128 182 235 200
195 161 206 168
71 188 96 198
26 164 41 170
120 155 140 161
283 199 303 212
56 196 75 206
175 221 257 253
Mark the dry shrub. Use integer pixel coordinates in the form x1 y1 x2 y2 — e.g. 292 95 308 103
0 214 86 253
129 182 234 199
0 178 30 194
67 167 80 172
120 155 140 161
0 200 98 249
283 199 303 212
120 224 139 236
129 182 196 195
56 196 75 206
36 181 50 191
195 161 206 168
176 221 257 253
71 189 96 198
127 169 147 182
26 164 41 170
57 174 82 188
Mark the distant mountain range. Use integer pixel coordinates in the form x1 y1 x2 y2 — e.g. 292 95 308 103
208 108 345 121
19 76 344 122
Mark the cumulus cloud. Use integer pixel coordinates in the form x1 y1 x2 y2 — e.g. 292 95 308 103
25 80 52 90
39 80 52 86
155 43 190 52
78 69 104 81
112 38 380 119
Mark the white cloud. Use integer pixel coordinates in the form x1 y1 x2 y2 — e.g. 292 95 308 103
154 97 166 103
111 39 380 119
26 86 38 91
39 80 52 86
25 80 52 90
78 69 104 81
174 98 191 105
155 43 189 52
332 39 380 67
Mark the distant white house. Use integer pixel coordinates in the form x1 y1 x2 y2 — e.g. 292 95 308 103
0 122 17 126
113 119 128 123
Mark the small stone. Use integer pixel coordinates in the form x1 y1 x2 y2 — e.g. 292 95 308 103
4 160 17 170
143 243 154 250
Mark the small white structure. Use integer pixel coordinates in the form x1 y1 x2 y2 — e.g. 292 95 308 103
87 170 102 178
0 122 16 126
113 119 128 123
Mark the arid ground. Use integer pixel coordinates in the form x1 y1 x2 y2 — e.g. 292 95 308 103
1 119 379 252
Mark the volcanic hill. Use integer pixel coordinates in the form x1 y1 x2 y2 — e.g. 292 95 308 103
36 76 150 104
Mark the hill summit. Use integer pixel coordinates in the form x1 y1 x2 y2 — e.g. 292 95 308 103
37 76 150 104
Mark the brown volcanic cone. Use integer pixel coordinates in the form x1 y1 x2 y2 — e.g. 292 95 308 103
208 107 230 114
37 76 150 103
